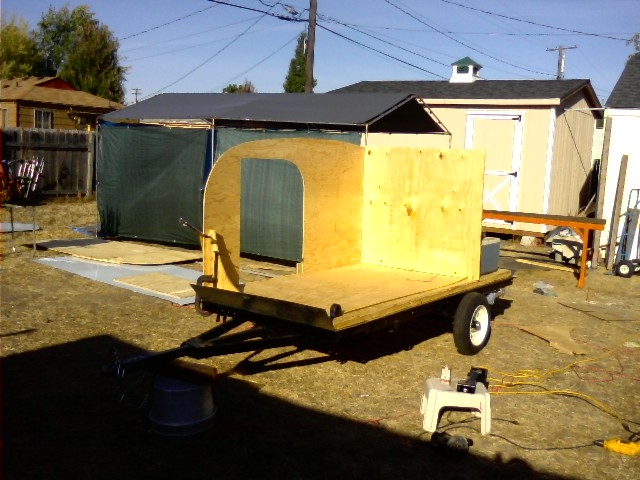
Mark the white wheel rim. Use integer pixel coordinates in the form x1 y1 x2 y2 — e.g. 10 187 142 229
619 264 630 275
469 305 489 346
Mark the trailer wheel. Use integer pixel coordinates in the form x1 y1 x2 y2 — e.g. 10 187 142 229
614 260 635 278
453 292 491 355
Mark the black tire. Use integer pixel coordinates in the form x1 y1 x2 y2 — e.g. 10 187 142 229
614 260 635 278
453 292 492 355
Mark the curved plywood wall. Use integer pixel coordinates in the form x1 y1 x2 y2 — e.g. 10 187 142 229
202 138 365 286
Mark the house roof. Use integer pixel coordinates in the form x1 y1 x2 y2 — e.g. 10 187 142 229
606 53 640 109
100 92 446 133
331 79 602 116
1 76 122 110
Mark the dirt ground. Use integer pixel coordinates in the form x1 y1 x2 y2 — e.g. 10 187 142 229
2 197 640 480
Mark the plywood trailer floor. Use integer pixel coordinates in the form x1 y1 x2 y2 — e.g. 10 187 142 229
192 265 514 334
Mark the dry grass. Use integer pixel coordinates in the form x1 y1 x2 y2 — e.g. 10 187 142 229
2 197 640 480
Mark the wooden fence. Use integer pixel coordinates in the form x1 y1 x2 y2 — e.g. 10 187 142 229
1 127 95 196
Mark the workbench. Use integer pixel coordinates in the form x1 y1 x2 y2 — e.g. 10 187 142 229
482 210 606 288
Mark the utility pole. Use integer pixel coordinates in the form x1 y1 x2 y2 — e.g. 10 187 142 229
305 0 317 93
546 45 576 80
132 88 142 103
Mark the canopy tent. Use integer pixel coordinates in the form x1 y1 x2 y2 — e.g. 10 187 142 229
97 93 446 248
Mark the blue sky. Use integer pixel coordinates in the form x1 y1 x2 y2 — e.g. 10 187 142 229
3 0 639 105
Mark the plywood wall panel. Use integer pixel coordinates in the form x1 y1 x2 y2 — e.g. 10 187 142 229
361 147 485 280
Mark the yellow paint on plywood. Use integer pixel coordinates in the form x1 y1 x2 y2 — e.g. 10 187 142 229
361 148 484 280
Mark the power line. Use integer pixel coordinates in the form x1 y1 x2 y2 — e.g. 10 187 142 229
120 4 218 41
383 0 552 77
143 2 279 99
212 32 299 92
438 0 627 41
318 23 446 79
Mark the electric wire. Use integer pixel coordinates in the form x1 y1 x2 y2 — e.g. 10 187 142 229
121 16 264 54
320 16 451 69
383 0 553 77
142 2 280 99
120 4 218 41
481 335 640 428
211 32 299 92
438 0 628 42
318 23 446 79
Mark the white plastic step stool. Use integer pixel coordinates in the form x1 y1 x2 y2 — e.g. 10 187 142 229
420 377 491 435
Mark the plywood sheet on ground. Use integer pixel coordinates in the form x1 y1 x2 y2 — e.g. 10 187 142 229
114 272 196 299
36 256 200 305
245 264 464 315
514 324 587 355
38 238 201 265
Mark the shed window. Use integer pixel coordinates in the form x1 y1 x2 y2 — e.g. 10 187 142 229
35 109 53 129
457 65 469 74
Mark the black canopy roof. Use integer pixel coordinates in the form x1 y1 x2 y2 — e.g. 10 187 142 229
101 92 445 133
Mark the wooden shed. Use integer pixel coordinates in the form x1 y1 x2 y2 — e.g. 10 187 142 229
332 60 603 236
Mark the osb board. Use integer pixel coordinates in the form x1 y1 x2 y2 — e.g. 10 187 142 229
40 239 202 265
113 272 195 299
361 147 485 280
203 138 364 283
245 264 464 316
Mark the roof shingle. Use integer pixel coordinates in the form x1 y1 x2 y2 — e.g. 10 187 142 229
606 53 640 108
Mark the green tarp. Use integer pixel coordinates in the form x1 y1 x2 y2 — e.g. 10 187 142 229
97 124 358 249
97 125 210 246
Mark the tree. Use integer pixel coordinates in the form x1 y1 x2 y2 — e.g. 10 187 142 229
35 5 94 74
0 16 43 78
222 79 256 93
34 5 126 103
283 31 316 93
60 22 126 103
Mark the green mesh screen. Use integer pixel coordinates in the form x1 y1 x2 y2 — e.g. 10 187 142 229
97 125 210 246
241 158 303 262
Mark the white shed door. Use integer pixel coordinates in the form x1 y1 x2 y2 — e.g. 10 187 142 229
466 114 522 217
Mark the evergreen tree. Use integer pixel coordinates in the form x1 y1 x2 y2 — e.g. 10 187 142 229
283 31 316 92
0 17 43 78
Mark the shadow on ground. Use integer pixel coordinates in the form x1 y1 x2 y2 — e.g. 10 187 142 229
2 335 578 480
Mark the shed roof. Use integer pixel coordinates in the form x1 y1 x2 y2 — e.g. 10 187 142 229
606 53 640 108
100 92 445 133
331 79 602 116
1 76 122 110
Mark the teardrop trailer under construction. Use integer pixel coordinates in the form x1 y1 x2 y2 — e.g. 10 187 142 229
104 139 512 381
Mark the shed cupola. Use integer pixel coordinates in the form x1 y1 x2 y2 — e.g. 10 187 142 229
450 57 482 83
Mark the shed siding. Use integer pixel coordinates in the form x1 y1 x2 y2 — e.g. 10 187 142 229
518 108 552 215
549 95 596 216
